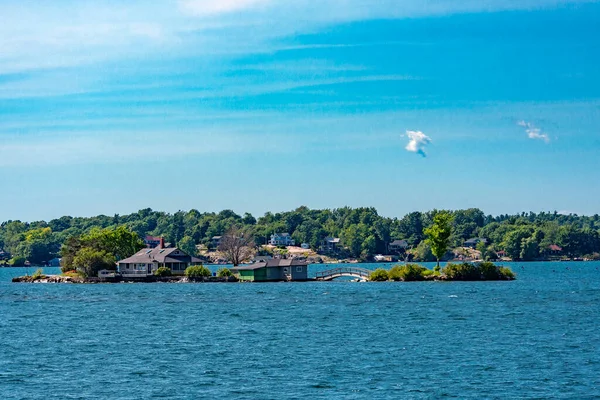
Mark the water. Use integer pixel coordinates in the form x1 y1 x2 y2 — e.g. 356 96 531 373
1 262 600 399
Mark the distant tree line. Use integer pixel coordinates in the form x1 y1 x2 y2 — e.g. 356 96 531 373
1 207 599 266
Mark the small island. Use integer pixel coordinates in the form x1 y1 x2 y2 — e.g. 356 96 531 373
10 210 516 284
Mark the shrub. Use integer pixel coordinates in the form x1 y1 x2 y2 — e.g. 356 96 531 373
154 266 172 277
421 269 435 277
478 261 500 280
369 268 389 281
443 262 480 281
185 265 211 279
498 267 516 280
216 267 232 277
32 268 45 280
388 264 426 281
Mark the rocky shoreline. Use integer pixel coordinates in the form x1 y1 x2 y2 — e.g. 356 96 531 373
12 274 239 284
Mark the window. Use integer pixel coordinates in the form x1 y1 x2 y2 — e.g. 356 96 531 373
296 267 303 272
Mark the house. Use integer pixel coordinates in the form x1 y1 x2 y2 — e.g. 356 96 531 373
211 236 222 248
546 244 563 256
388 239 409 253
270 233 295 246
301 243 310 249
117 246 201 277
144 236 164 248
496 250 507 258
232 258 309 282
464 238 488 249
320 237 341 253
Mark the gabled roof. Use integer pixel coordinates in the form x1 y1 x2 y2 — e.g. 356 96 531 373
119 247 191 264
548 244 562 251
390 239 408 246
465 238 487 244
232 258 308 271
272 232 291 237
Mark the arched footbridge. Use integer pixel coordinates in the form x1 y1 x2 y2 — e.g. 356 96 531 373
315 267 371 281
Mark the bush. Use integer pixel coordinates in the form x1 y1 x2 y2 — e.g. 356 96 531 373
478 261 500 280
421 269 435 277
498 267 516 280
369 268 389 281
154 266 172 277
216 267 232 277
185 265 211 279
32 268 45 280
388 264 426 281
443 262 480 280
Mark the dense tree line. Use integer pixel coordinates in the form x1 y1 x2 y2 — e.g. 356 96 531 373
1 207 599 265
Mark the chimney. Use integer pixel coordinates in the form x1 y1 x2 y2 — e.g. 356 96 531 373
159 237 165 249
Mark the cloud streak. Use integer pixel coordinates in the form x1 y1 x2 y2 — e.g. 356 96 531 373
404 130 432 157
518 120 550 143
179 0 269 15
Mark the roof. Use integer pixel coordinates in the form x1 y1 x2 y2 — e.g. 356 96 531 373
212 236 222 240
272 232 291 237
548 244 562 251
325 237 340 243
465 238 488 244
232 258 309 271
119 247 191 264
390 239 408 246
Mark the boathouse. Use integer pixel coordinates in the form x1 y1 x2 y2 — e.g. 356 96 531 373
232 258 309 282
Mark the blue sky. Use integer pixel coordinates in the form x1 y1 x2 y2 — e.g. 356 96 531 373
1 0 599 221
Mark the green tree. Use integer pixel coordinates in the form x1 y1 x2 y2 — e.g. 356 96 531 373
178 236 197 257
72 248 116 277
424 211 454 270
520 237 539 261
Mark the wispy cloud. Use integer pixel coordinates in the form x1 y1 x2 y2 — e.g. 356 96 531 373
179 0 269 15
404 130 432 157
518 120 550 143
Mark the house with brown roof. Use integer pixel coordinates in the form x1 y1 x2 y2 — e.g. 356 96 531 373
320 237 341 253
389 239 409 253
546 244 563 256
232 258 309 282
117 246 201 277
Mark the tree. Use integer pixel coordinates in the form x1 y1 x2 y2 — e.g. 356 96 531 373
72 248 116 277
424 211 454 270
178 236 197 257
61 226 144 272
218 225 256 266
520 237 539 261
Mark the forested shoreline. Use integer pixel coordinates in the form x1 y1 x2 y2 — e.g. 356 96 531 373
1 207 599 266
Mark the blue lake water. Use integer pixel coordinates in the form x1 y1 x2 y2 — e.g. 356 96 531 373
1 262 600 399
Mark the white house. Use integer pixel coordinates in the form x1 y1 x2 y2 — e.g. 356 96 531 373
270 233 295 246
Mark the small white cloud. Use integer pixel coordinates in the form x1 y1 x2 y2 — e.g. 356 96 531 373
179 0 269 15
518 120 550 143
404 130 431 157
